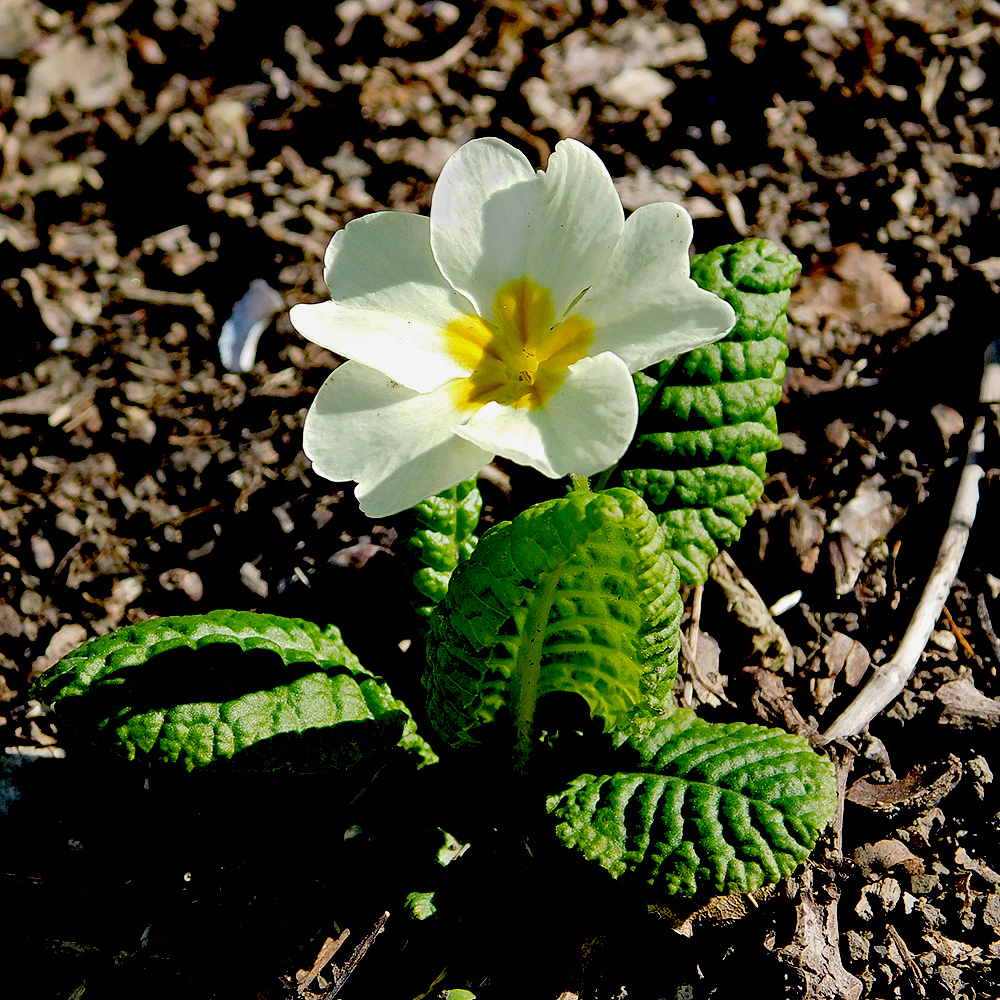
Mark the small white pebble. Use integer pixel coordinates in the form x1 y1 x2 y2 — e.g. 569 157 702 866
821 4 850 29
769 590 803 616
930 629 957 652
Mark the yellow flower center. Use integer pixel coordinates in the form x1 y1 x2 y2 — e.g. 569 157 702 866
444 277 594 412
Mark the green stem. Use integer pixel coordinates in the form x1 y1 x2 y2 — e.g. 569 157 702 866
592 465 615 492
511 568 560 771
568 473 591 494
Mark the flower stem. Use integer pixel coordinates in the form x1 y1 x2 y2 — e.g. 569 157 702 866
592 465 615 491
568 473 591 493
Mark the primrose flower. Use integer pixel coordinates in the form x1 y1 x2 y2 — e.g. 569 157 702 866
290 137 735 518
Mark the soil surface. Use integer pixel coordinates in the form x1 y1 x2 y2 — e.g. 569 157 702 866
3 2 1000 998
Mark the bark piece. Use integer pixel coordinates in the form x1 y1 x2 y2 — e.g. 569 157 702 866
847 756 962 813
772 864 862 1000
936 679 1000 728
854 839 922 880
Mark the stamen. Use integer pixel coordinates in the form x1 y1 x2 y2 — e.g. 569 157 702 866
444 277 594 412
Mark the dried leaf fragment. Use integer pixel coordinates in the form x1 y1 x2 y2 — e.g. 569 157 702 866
709 551 793 672
847 756 962 813
18 32 131 120
936 679 1000 729
789 499 826 574
829 478 903 595
823 631 870 687
854 839 921 880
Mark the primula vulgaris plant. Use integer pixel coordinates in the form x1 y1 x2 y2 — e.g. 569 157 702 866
290 138 734 517
35 139 835 906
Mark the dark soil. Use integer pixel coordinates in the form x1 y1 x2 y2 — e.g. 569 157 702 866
3 2 1000 998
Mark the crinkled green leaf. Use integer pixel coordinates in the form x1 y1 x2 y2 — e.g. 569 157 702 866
405 890 438 920
547 709 836 897
619 239 800 585
34 609 436 771
401 478 482 617
423 488 682 748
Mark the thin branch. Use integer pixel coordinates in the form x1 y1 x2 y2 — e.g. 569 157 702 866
942 604 977 661
297 929 350 994
319 912 389 999
887 925 927 997
821 340 1000 743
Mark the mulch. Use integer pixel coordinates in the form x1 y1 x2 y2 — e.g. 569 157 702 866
2 2 1000 997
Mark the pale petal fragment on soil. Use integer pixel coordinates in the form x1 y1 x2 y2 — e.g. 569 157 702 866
219 280 285 372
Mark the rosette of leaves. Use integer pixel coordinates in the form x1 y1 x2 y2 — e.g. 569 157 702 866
619 239 800 585
400 477 482 617
547 708 837 897
423 487 683 750
33 609 436 772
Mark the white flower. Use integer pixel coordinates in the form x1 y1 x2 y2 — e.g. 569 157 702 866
290 137 735 518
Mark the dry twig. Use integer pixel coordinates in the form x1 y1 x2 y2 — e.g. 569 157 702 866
821 340 1000 742
317 911 389 999
297 929 350 994
975 592 1000 661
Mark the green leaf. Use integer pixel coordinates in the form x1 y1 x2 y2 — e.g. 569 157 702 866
405 890 438 920
618 239 800 585
423 488 682 749
436 827 470 867
400 478 482 617
547 708 837 897
34 609 437 771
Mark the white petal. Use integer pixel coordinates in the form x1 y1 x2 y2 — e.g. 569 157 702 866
454 353 637 479
430 138 624 319
430 137 536 317
290 212 474 393
580 202 736 372
304 361 492 518
525 140 625 318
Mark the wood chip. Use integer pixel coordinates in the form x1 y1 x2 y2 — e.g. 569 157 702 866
936 679 1000 728
846 756 962 813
